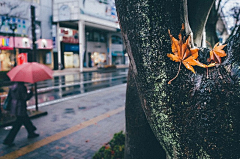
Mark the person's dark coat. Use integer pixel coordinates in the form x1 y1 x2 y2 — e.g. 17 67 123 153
9 82 33 116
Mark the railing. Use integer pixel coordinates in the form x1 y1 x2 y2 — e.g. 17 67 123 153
0 74 127 111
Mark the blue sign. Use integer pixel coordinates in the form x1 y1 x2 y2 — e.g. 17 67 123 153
64 44 79 52
112 51 124 56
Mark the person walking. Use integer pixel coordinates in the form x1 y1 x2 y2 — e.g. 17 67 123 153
3 82 39 146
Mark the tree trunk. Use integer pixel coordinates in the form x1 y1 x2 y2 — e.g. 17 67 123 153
188 0 214 47
116 0 240 158
124 65 166 159
206 3 219 47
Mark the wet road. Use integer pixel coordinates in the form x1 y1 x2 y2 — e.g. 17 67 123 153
0 69 128 107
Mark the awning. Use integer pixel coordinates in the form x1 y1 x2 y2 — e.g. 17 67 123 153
0 46 13 50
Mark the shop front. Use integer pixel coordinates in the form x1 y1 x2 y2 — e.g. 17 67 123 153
0 36 31 71
36 39 53 69
61 43 79 68
85 28 108 68
86 42 107 68
111 34 124 65
58 27 80 69
112 51 124 65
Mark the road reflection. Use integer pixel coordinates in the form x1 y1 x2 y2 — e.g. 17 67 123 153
25 69 128 106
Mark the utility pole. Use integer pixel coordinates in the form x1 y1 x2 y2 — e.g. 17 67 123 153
31 5 38 111
9 23 17 67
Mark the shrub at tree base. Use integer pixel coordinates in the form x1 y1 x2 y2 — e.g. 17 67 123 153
93 131 125 159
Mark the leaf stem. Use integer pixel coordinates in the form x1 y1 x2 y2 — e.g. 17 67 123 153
206 41 213 49
168 62 181 84
207 67 209 79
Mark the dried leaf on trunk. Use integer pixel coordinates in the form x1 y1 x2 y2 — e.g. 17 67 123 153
167 24 219 84
208 42 227 64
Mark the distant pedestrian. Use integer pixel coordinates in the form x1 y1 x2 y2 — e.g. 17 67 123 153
3 82 39 146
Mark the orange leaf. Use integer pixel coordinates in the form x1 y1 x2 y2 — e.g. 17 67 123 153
208 42 227 64
169 30 180 55
206 63 216 67
167 24 200 84
167 25 200 67
182 61 196 73
167 53 181 62
167 25 225 84
190 48 199 59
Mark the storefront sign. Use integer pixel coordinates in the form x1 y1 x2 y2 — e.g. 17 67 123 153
17 53 28 65
22 38 30 48
79 0 117 22
112 51 124 56
0 37 12 50
62 36 79 44
37 39 53 49
1 37 10 46
0 36 32 49
52 25 57 52
61 28 79 44
46 52 52 64
64 44 79 52
111 43 123 56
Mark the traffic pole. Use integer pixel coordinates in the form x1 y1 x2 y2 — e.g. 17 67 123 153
31 5 38 111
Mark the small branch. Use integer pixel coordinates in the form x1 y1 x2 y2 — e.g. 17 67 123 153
216 0 222 13
183 0 195 48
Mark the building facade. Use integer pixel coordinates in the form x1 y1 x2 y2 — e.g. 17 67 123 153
0 0 53 71
53 0 127 71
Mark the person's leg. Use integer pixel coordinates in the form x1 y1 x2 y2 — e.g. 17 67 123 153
22 115 36 134
3 117 23 145
22 115 39 138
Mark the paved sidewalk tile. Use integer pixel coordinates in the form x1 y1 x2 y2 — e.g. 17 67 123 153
0 84 126 158
17 111 125 159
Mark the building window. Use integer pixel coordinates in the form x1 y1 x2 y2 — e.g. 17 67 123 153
87 30 106 42
112 35 122 44
94 32 100 41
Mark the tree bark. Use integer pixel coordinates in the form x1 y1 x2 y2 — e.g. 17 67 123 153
206 3 219 47
188 0 215 47
124 65 166 159
116 0 240 158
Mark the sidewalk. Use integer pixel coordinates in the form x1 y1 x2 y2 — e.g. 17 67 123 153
0 64 128 127
0 84 126 159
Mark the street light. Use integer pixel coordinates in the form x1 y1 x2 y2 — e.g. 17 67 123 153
8 23 17 67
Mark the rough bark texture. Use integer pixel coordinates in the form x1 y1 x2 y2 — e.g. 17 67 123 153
124 65 166 159
116 0 240 158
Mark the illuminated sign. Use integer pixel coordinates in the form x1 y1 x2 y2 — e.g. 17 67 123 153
0 38 9 46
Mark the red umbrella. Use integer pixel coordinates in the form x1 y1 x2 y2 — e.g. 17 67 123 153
7 62 53 83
